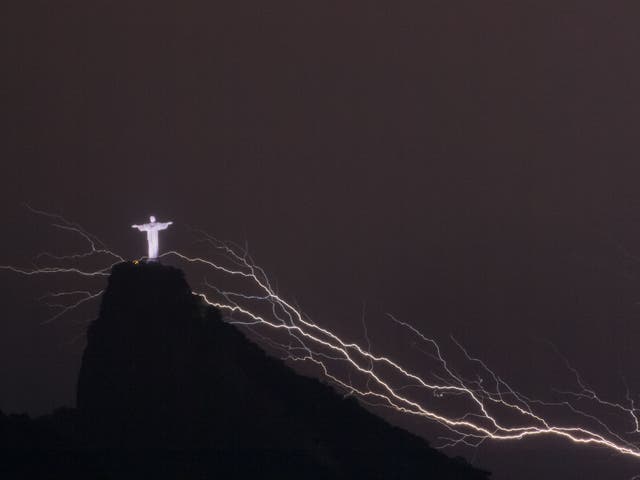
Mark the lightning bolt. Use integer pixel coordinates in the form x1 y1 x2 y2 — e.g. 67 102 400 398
0 206 122 322
4 209 640 466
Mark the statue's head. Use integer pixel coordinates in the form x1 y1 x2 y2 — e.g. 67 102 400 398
149 215 156 223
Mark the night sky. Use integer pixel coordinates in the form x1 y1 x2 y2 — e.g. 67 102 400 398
3 2 640 478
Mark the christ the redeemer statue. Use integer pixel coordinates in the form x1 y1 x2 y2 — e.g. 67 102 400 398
131 216 173 260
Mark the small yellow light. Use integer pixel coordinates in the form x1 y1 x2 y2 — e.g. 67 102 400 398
133 260 139 265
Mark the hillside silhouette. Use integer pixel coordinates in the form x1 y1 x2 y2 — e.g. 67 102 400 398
0 262 489 479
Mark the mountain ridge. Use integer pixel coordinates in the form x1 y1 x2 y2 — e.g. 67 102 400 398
1 261 489 479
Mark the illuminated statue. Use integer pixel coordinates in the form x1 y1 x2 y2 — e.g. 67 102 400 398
131 216 173 260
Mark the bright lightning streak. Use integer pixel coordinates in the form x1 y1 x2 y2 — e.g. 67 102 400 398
161 243 640 460
24 204 123 263
4 210 640 465
0 207 122 322
0 265 112 277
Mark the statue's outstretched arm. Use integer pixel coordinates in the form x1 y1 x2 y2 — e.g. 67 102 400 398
131 224 141 230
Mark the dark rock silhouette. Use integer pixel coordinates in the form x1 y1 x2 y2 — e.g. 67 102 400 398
1 262 490 479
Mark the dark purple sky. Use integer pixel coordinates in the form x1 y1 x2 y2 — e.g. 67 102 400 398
3 1 640 478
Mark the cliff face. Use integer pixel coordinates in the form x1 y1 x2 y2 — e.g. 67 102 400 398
6 262 490 479
77 262 225 447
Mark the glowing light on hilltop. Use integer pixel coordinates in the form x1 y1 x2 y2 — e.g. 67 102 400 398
3 208 640 463
131 216 173 260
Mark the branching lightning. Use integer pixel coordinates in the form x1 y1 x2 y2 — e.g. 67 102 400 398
4 209 640 465
0 206 122 322
38 290 105 325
